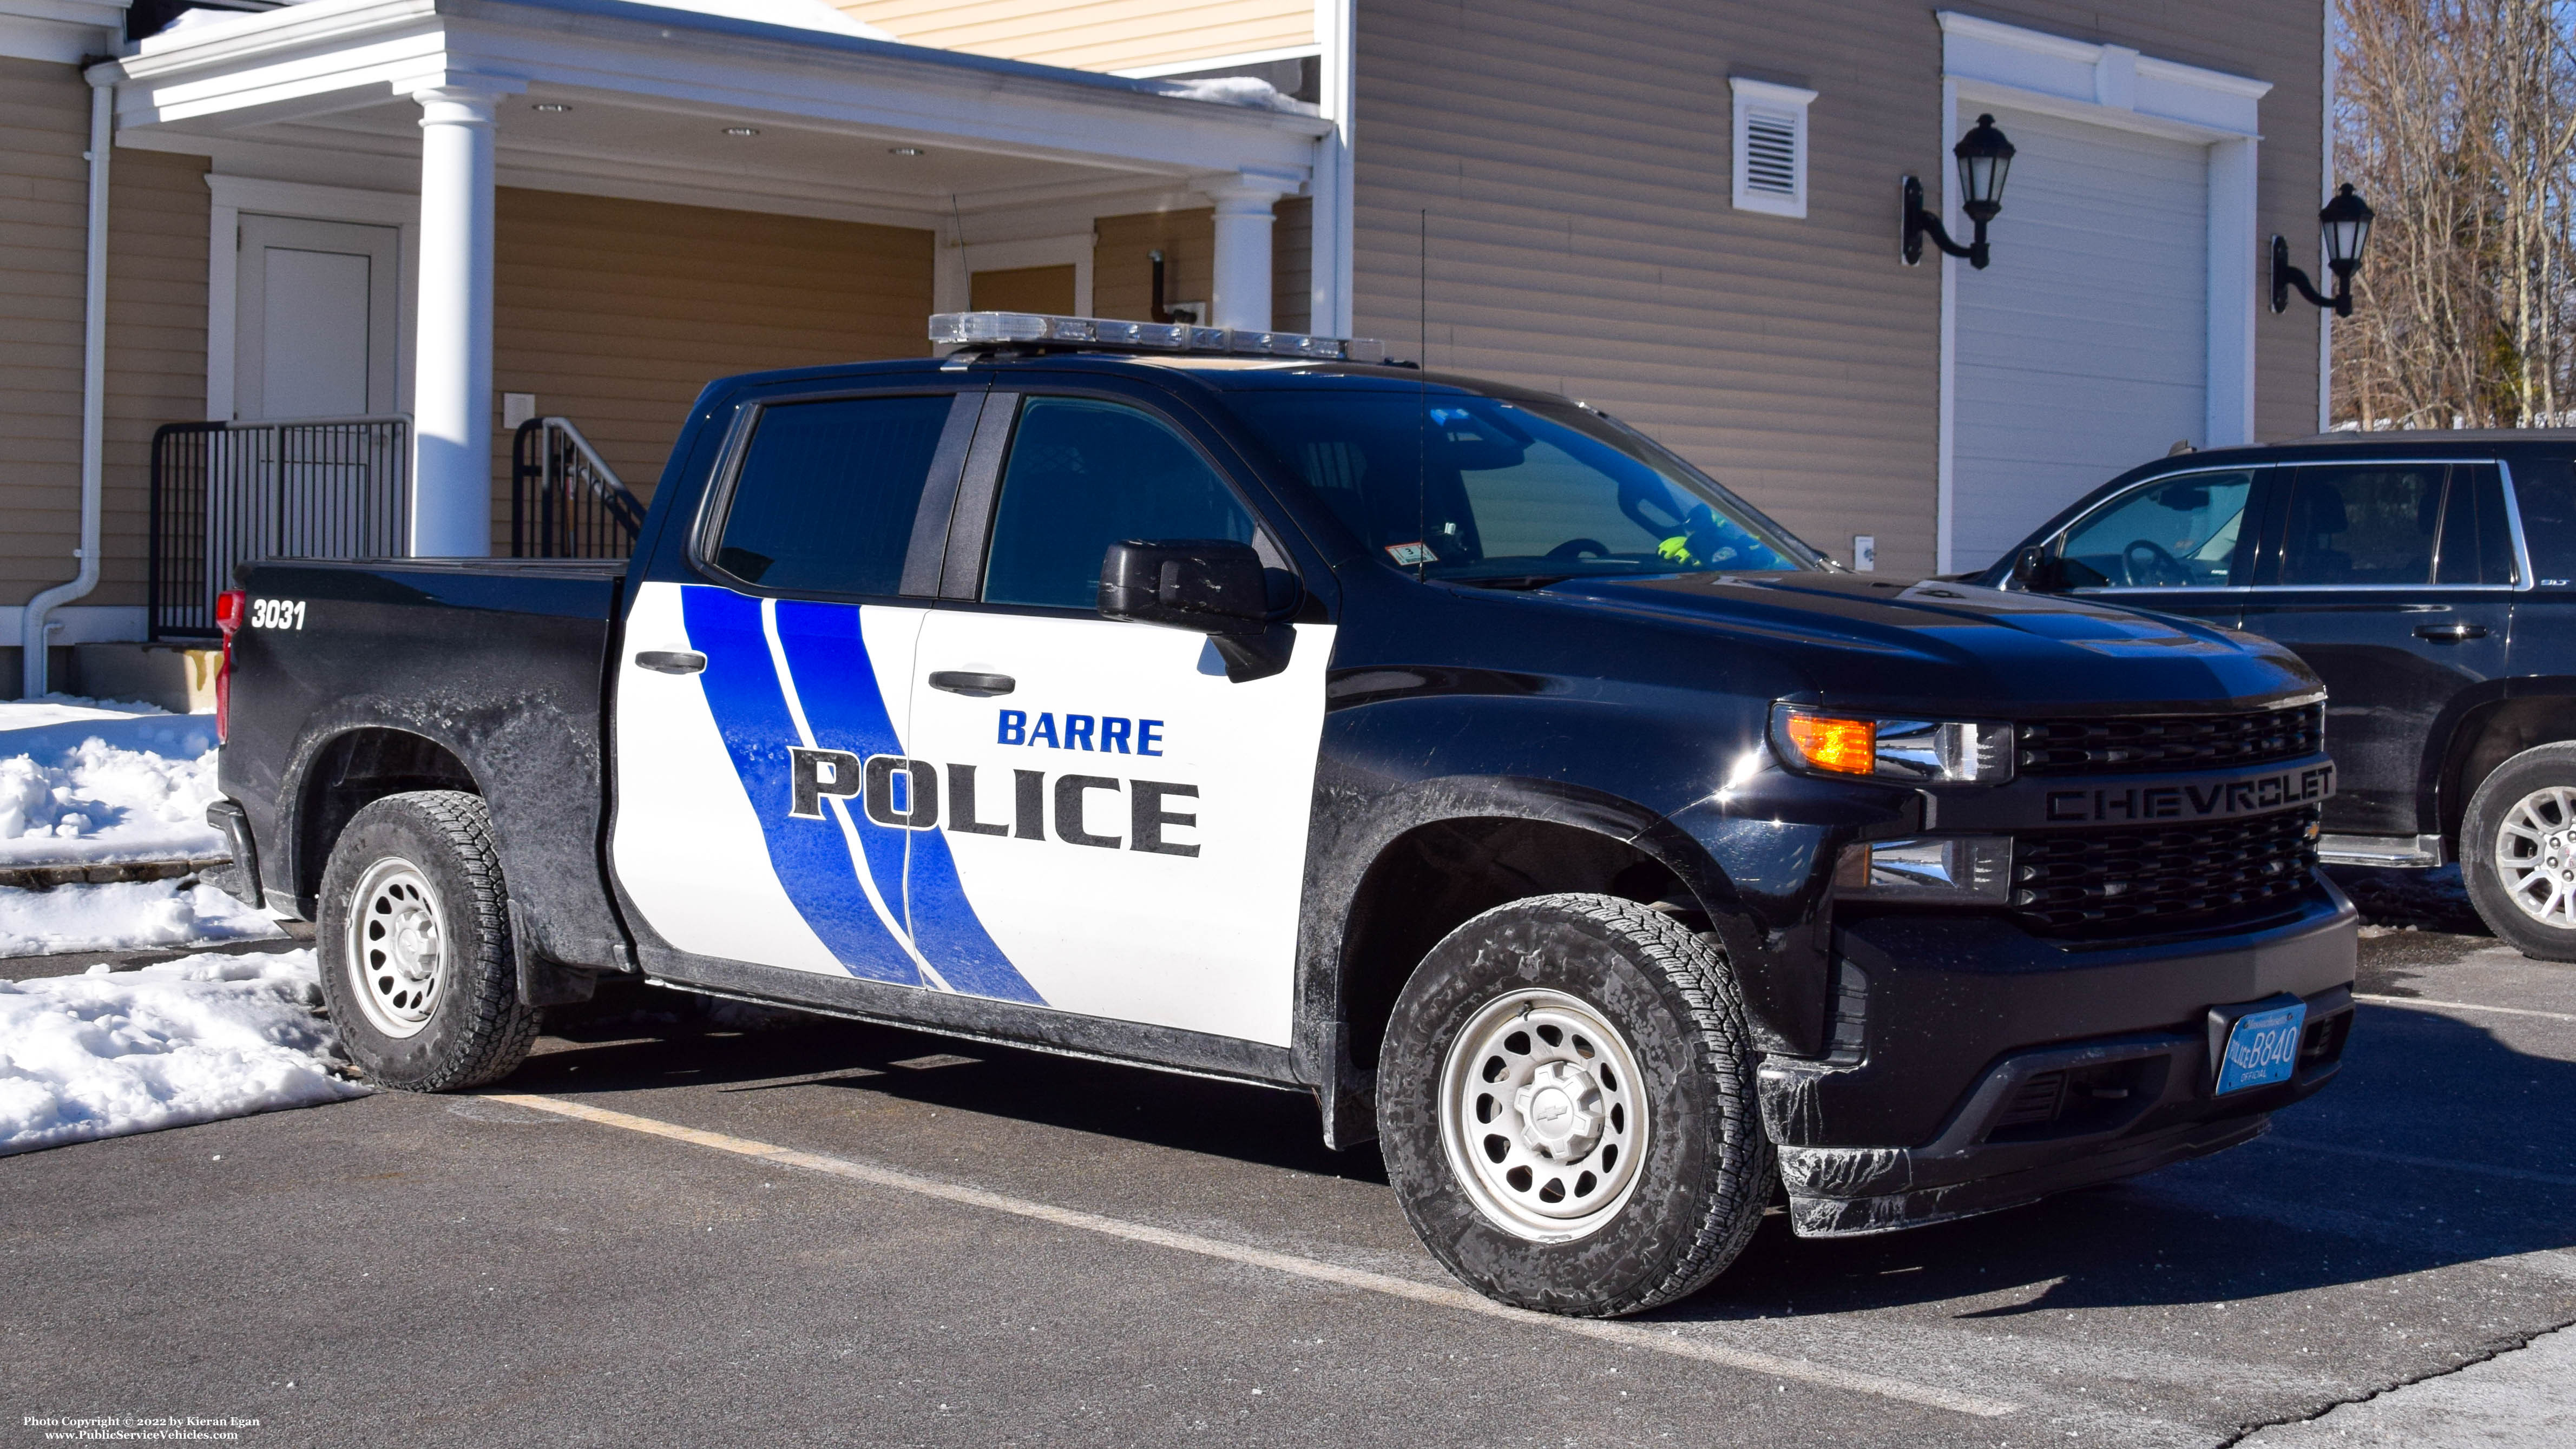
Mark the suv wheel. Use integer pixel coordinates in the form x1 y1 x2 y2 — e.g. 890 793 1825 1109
318 790 540 1089
2464 742 2576 960
1376 893 1774 1316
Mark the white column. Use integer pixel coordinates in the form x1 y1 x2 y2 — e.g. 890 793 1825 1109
1200 170 1302 331
411 85 503 557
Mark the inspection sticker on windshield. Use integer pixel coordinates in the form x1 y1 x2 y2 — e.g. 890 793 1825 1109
1385 541 1433 565
2215 1001 2308 1095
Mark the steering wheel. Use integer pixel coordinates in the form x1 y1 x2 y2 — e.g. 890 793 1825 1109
2121 538 2191 587
1546 538 1612 560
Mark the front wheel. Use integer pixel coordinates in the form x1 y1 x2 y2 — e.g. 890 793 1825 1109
1376 893 1774 1316
317 790 539 1089
2464 742 2576 960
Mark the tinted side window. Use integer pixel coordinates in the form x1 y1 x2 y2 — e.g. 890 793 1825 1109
982 397 1256 610
2056 470 2254 588
713 394 956 596
2435 465 2518 585
2512 456 2576 585
2274 464 2443 587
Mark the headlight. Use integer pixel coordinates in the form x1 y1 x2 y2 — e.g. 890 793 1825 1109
1833 836 2013 903
1772 704 2015 783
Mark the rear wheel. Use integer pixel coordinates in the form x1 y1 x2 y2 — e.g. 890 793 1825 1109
318 790 538 1089
1377 893 1773 1316
2464 742 2576 961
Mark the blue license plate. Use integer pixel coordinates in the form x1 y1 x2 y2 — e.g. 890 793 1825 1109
2216 1002 2309 1095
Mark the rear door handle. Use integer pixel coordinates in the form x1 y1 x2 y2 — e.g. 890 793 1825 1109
2413 624 2489 642
635 650 706 674
929 670 1015 696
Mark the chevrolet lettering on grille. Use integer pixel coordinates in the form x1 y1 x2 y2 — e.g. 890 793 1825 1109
2042 763 2335 825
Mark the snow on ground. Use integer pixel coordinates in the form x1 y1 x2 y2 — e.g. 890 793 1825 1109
0 879 283 958
0 696 224 867
0 948 366 1156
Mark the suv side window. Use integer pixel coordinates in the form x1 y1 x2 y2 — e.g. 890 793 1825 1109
2271 464 2445 587
2055 470 2256 588
981 396 1257 610
2508 456 2576 586
711 393 957 596
2436 464 2519 585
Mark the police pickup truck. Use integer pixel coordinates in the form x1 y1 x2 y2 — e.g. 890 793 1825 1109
208 312 2356 1318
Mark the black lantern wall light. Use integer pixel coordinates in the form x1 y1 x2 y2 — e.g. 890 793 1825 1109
1903 114 2016 268
2272 183 2375 317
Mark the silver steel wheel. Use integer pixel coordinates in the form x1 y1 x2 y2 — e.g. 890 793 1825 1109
1437 987 1650 1243
346 857 449 1039
2497 786 2576 928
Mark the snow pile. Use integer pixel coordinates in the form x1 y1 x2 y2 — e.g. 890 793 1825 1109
0 948 366 1156
0 698 225 867
0 879 284 958
1158 75 1313 113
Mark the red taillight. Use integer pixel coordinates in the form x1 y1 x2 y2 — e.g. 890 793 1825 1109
214 589 246 742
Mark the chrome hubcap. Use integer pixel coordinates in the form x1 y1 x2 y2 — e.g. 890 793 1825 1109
2498 787 2576 928
1438 988 1648 1242
347 858 446 1039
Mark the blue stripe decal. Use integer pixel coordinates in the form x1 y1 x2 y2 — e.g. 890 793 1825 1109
770 603 1045 1005
681 587 921 986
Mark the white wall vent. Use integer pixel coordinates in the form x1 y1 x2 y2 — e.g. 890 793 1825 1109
1729 77 1818 219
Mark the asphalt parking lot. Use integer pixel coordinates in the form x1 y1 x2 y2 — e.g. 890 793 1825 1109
5 911 2572 1448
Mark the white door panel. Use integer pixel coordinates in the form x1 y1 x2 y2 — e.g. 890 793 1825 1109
1953 107 2210 572
610 579 931 983
234 214 400 420
907 612 1335 1045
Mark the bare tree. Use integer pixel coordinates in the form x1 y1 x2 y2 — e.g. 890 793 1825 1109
2334 0 2576 429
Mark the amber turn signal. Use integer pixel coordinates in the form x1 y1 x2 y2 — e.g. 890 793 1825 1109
1783 712 1876 775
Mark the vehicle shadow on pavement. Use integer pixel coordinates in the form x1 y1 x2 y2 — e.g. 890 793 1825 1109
520 984 2571 1315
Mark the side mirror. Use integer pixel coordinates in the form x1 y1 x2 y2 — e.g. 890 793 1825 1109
1099 539 1270 636
2010 546 2064 592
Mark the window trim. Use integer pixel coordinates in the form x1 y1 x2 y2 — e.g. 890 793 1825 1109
948 386 1296 616
1729 77 1816 220
688 385 983 604
2247 458 2531 594
2044 465 2268 595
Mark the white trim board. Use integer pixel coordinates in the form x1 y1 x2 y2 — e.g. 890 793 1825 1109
0 605 149 646
949 230 1097 317
205 174 419 421
1932 11 2273 573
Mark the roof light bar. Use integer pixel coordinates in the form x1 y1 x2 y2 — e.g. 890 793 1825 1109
930 311 1386 363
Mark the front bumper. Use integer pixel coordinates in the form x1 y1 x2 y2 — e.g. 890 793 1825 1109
1761 877 2357 1237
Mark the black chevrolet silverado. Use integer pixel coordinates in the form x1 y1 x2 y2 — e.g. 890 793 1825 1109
208 314 2356 1316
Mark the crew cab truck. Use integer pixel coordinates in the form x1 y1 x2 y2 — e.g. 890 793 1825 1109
208 313 2357 1318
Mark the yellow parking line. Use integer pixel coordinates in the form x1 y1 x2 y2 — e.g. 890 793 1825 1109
488 1092 2017 1419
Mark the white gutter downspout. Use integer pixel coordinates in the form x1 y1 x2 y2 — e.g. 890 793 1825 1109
23 75 112 700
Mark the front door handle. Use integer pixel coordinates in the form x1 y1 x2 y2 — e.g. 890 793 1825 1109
2413 624 2489 642
929 670 1015 697
635 650 707 674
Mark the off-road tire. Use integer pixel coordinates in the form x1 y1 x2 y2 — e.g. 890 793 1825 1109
318 790 539 1089
1377 893 1775 1316
2463 742 2576 961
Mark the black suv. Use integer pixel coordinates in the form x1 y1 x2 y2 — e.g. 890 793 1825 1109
1980 431 2576 957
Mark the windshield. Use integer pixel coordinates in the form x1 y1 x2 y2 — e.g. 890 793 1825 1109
1217 390 1821 583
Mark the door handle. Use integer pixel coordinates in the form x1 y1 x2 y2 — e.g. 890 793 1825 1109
2413 624 2489 642
635 650 706 674
929 670 1015 696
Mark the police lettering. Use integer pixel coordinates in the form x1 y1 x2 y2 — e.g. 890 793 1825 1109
790 750 1199 856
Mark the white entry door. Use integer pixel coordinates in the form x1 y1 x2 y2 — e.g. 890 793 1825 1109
1950 106 2210 572
234 214 401 420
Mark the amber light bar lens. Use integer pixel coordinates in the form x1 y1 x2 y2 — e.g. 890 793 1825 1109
1783 712 1876 774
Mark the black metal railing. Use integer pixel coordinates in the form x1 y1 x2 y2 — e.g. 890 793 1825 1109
511 416 645 559
149 414 412 640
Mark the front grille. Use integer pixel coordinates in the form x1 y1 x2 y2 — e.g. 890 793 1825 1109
2010 807 2320 934
2015 704 2323 775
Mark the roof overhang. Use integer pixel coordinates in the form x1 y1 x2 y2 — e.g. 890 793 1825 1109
97 0 1326 220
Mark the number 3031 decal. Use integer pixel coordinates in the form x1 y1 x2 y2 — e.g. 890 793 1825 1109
249 598 307 630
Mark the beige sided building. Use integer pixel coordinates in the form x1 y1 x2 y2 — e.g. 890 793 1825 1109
0 0 2326 696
